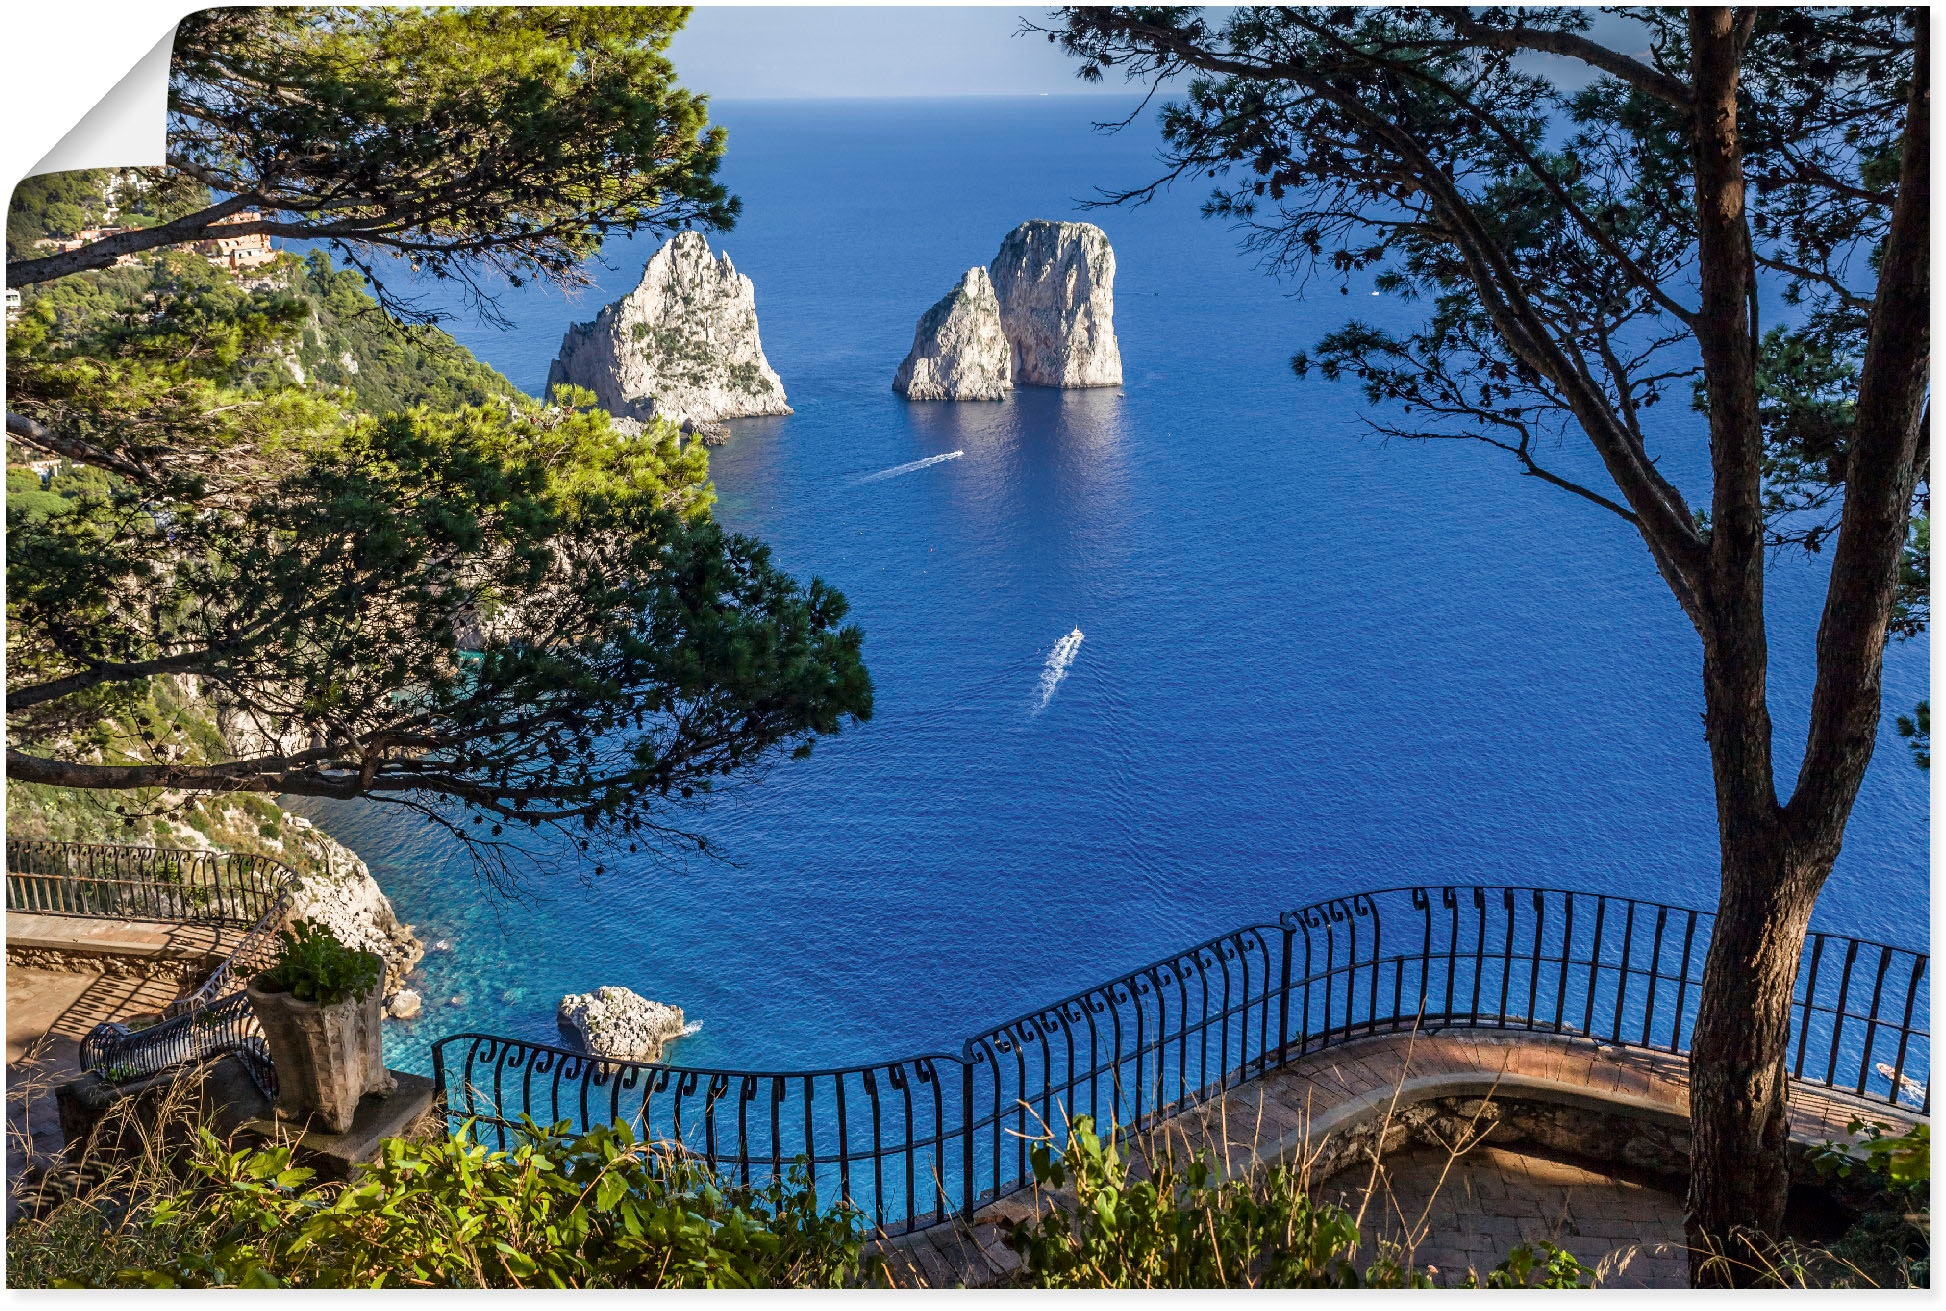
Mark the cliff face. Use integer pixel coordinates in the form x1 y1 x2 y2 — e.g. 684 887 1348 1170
892 267 1012 400
988 220 1122 388
283 820 425 993
545 231 790 426
5 673 425 998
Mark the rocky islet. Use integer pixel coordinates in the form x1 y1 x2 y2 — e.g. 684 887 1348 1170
556 985 693 1063
895 220 1122 399
891 266 1013 400
545 230 791 428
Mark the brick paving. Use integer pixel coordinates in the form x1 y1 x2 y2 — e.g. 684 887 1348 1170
879 1028 1926 1288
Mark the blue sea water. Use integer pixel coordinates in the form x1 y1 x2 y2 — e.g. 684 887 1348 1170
284 98 1929 1076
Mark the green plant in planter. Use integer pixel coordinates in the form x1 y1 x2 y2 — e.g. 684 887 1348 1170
254 920 382 1007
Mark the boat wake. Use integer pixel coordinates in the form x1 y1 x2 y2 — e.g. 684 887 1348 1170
857 450 964 483
1033 627 1084 714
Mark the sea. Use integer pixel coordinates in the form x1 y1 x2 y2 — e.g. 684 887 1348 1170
280 98 1930 1077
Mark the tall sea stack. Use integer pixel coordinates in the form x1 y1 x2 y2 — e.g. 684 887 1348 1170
988 220 1122 388
894 220 1121 399
546 231 790 428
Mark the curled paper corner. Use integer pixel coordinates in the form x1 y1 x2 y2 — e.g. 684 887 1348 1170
28 24 177 179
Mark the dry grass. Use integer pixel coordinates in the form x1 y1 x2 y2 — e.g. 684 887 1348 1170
6 1051 298 1288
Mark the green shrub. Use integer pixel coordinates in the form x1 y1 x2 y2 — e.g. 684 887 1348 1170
253 919 382 1006
1469 1241 1597 1288
31 1119 873 1289
1792 1120 1930 1288
1004 1116 1431 1287
1001 1118 1615 1290
1810 1119 1930 1197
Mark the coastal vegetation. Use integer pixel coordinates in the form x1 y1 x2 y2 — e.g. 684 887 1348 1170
1003 1116 1578 1288
4 168 210 263
283 251 521 414
9 1119 877 1289
1052 6 1930 1280
10 1095 1923 1289
5 6 872 882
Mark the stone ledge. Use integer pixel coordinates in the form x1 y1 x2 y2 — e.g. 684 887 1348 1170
52 1059 438 1185
236 1071 440 1181
8 911 238 962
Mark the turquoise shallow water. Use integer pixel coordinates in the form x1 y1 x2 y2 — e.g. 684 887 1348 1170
283 98 1929 1077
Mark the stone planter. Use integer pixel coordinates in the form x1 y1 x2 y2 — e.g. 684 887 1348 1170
247 980 395 1133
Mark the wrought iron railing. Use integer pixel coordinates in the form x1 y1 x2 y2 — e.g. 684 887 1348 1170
79 989 277 1095
6 838 287 927
432 884 1930 1238
163 885 295 1020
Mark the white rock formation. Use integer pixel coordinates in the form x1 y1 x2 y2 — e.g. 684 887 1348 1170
387 989 423 1020
557 986 690 1064
987 220 1122 388
893 267 1012 400
285 830 425 993
545 231 790 427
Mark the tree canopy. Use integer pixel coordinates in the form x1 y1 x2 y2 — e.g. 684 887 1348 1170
6 245 870 865
6 7 738 322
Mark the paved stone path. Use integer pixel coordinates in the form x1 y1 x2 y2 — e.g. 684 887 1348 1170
6 912 239 1171
1320 1142 1689 1287
879 1028 1925 1288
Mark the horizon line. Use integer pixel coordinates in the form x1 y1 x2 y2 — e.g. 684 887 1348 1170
699 91 1149 102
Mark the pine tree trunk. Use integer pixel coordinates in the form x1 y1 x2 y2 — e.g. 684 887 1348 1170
1683 835 1820 1286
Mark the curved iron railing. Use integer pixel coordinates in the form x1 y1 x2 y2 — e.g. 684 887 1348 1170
81 892 294 1096
6 838 287 927
432 883 1930 1237
163 884 296 1019
80 989 276 1094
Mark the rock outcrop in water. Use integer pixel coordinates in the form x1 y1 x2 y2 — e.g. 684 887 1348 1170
893 267 1012 400
988 220 1122 388
894 220 1121 399
557 986 691 1063
545 231 790 427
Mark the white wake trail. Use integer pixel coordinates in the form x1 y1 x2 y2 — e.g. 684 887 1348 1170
856 450 964 483
1033 627 1085 714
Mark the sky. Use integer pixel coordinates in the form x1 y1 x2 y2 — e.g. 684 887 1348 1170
664 6 1659 100
666 7 1123 99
